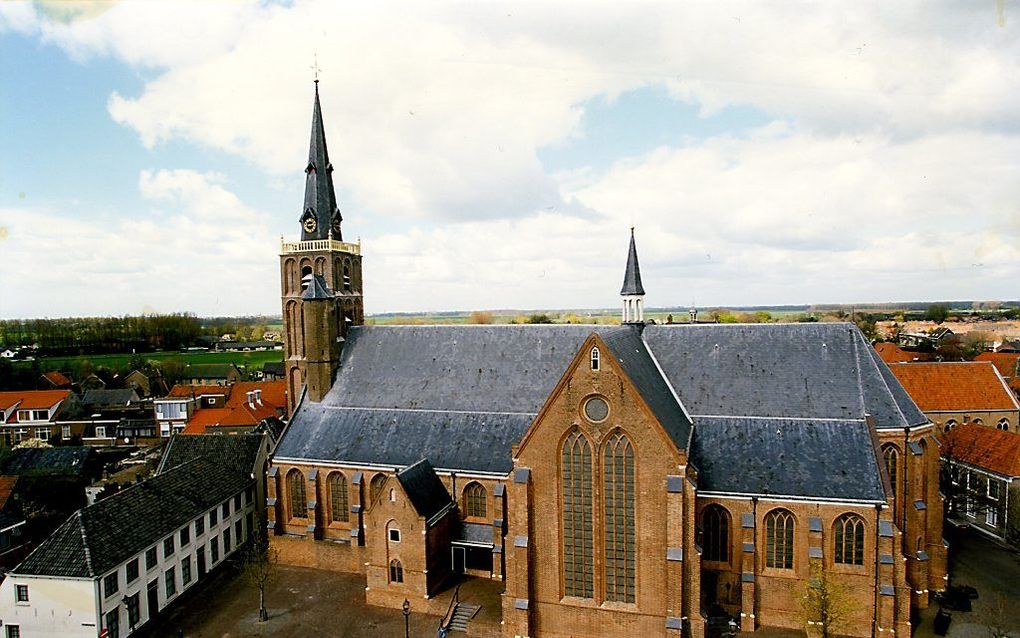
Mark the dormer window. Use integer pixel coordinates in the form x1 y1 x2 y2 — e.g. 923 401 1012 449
590 347 601 371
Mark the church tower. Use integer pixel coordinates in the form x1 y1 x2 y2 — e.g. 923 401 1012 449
620 228 645 324
280 81 364 414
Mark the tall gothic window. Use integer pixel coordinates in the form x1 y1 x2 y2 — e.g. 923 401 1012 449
562 431 594 599
389 559 403 583
882 444 899 498
370 473 386 506
464 482 487 519
764 509 794 569
287 469 306 520
603 433 635 603
834 514 865 565
328 472 349 523
702 505 730 563
590 347 601 371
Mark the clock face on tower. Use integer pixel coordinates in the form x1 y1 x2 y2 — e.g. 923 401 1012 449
303 215 318 234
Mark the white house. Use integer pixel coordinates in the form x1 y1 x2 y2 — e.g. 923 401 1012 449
0 434 267 638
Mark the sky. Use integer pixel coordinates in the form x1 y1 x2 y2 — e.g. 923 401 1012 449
1 1 1018 319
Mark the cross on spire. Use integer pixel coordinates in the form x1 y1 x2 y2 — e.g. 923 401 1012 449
310 52 322 84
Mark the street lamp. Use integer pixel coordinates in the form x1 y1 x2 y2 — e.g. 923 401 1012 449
402 599 410 638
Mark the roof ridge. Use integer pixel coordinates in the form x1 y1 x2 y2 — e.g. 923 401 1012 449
850 329 869 420
856 330 910 427
77 510 94 577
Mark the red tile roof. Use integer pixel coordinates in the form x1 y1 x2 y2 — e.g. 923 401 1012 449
41 371 72 387
0 476 18 510
166 385 231 399
944 423 1020 477
873 342 933 364
975 352 1020 380
180 381 287 434
0 390 71 411
888 362 1020 412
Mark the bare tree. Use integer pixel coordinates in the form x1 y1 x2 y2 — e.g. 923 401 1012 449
799 562 856 638
243 522 278 622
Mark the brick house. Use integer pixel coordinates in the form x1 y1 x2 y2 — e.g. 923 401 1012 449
0 390 76 446
888 361 1020 434
941 423 1020 546
265 84 947 638
0 433 266 638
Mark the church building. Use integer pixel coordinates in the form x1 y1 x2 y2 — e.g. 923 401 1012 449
268 84 947 638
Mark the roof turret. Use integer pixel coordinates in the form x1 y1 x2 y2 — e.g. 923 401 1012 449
620 227 645 296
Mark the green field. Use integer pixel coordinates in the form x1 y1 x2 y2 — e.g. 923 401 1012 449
22 349 283 373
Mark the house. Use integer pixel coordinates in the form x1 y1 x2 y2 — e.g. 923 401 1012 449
889 361 1020 434
899 326 955 350
0 349 15 359
941 423 1020 546
873 342 933 364
80 374 107 391
182 363 242 386
975 351 1020 401
0 476 28 569
81 388 141 411
154 385 228 438
0 390 76 446
180 381 287 438
260 361 285 380
123 369 168 399
265 85 946 637
37 371 73 390
0 432 266 638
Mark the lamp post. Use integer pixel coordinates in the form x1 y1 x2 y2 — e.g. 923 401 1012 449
402 598 410 638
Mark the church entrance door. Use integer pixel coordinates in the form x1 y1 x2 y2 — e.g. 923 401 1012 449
452 546 466 574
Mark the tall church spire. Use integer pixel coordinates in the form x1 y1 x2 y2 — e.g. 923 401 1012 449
620 228 646 324
300 81 342 241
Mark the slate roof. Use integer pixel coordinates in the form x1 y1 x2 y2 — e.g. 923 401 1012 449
642 323 927 429
263 361 285 376
396 459 453 522
302 274 334 300
691 416 886 501
889 362 1020 412
158 433 265 477
601 326 691 449
81 388 139 408
619 229 645 296
0 447 93 477
14 457 252 578
301 82 341 241
277 322 927 499
943 423 1020 477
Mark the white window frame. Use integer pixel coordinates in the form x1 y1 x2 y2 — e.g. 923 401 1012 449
590 347 600 371
95 426 106 438
388 528 401 543
988 480 1001 500
35 428 50 441
61 425 71 439
986 508 999 527
998 419 1010 431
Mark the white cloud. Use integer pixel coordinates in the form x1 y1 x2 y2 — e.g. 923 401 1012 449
0 170 279 317
4 1 1019 315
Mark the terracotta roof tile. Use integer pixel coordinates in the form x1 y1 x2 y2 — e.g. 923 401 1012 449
42 371 72 387
0 476 18 510
975 352 1020 380
166 384 231 399
888 362 1020 412
944 423 1020 477
180 381 287 433
0 390 71 411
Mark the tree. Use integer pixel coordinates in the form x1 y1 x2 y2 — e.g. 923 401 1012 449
924 304 949 324
799 562 855 638
243 522 278 622
469 311 493 324
526 313 554 324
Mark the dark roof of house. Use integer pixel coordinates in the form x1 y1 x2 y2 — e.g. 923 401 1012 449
302 274 333 300
277 323 926 490
301 82 341 241
0 447 93 477
81 388 139 408
396 459 453 521
263 361 285 375
691 416 886 501
14 457 252 578
184 363 239 379
619 228 645 296
601 326 691 449
158 433 265 477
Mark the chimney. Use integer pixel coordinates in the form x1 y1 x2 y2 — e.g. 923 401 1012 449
254 389 262 406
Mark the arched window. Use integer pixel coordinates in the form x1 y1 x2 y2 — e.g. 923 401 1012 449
300 265 313 290
369 473 386 506
945 419 957 432
998 419 1010 431
834 514 865 565
603 432 635 603
972 418 984 426
919 439 928 498
389 559 403 583
343 259 352 292
287 469 306 520
328 472 349 523
590 347 600 371
702 505 730 563
464 482 487 519
561 431 593 599
764 509 794 569
882 445 899 497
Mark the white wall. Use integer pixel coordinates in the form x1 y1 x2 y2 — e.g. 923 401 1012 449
0 575 98 638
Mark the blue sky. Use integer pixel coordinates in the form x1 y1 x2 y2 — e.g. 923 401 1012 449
1 1 1018 318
